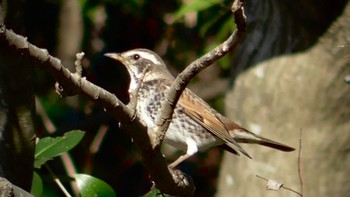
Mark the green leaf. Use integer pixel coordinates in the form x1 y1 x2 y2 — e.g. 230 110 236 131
31 172 43 196
76 174 116 197
34 130 85 168
144 187 164 197
173 0 221 21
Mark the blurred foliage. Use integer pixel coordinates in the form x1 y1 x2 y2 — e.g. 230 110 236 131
173 0 222 21
174 0 236 71
15 0 239 196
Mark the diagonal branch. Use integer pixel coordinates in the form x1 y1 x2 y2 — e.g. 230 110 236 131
0 25 131 119
0 0 246 195
0 26 194 196
153 0 247 147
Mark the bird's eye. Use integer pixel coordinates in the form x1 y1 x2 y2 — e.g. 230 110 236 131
133 54 140 60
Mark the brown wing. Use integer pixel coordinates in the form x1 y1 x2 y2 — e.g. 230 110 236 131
178 88 251 158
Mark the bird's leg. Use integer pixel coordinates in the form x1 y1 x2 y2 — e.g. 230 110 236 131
168 139 198 169
168 154 193 169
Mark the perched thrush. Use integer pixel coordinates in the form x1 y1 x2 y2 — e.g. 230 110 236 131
105 49 294 168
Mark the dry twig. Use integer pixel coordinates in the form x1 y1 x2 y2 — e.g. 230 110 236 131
256 129 304 196
298 129 304 196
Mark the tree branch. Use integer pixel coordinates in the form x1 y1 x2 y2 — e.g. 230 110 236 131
0 25 194 196
0 0 246 195
0 177 34 197
153 0 247 147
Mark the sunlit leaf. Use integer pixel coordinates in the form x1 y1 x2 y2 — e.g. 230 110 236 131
34 130 85 168
76 174 116 197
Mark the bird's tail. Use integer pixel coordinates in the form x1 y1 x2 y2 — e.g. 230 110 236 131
229 128 295 152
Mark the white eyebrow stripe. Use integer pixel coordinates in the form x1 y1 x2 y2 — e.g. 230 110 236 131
123 50 162 65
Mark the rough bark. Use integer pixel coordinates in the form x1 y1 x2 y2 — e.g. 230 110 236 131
217 1 349 197
0 0 35 192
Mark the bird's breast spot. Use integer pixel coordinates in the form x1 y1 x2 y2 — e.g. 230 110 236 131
140 113 156 128
137 104 156 127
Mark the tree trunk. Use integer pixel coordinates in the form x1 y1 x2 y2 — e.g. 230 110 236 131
217 1 350 197
0 0 36 192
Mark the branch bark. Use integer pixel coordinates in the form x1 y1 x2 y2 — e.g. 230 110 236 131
0 177 34 197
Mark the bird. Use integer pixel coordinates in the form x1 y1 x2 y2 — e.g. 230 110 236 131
105 48 295 168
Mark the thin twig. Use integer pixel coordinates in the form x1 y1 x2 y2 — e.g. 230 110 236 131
256 175 303 196
45 164 72 197
298 129 303 196
74 52 84 77
256 174 269 181
282 185 303 196
255 130 304 197
35 97 56 133
90 124 109 154
60 153 79 196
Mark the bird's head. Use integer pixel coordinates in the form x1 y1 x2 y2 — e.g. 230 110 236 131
105 49 173 84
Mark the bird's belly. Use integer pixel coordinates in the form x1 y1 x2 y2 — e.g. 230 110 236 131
136 87 223 152
163 113 224 152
